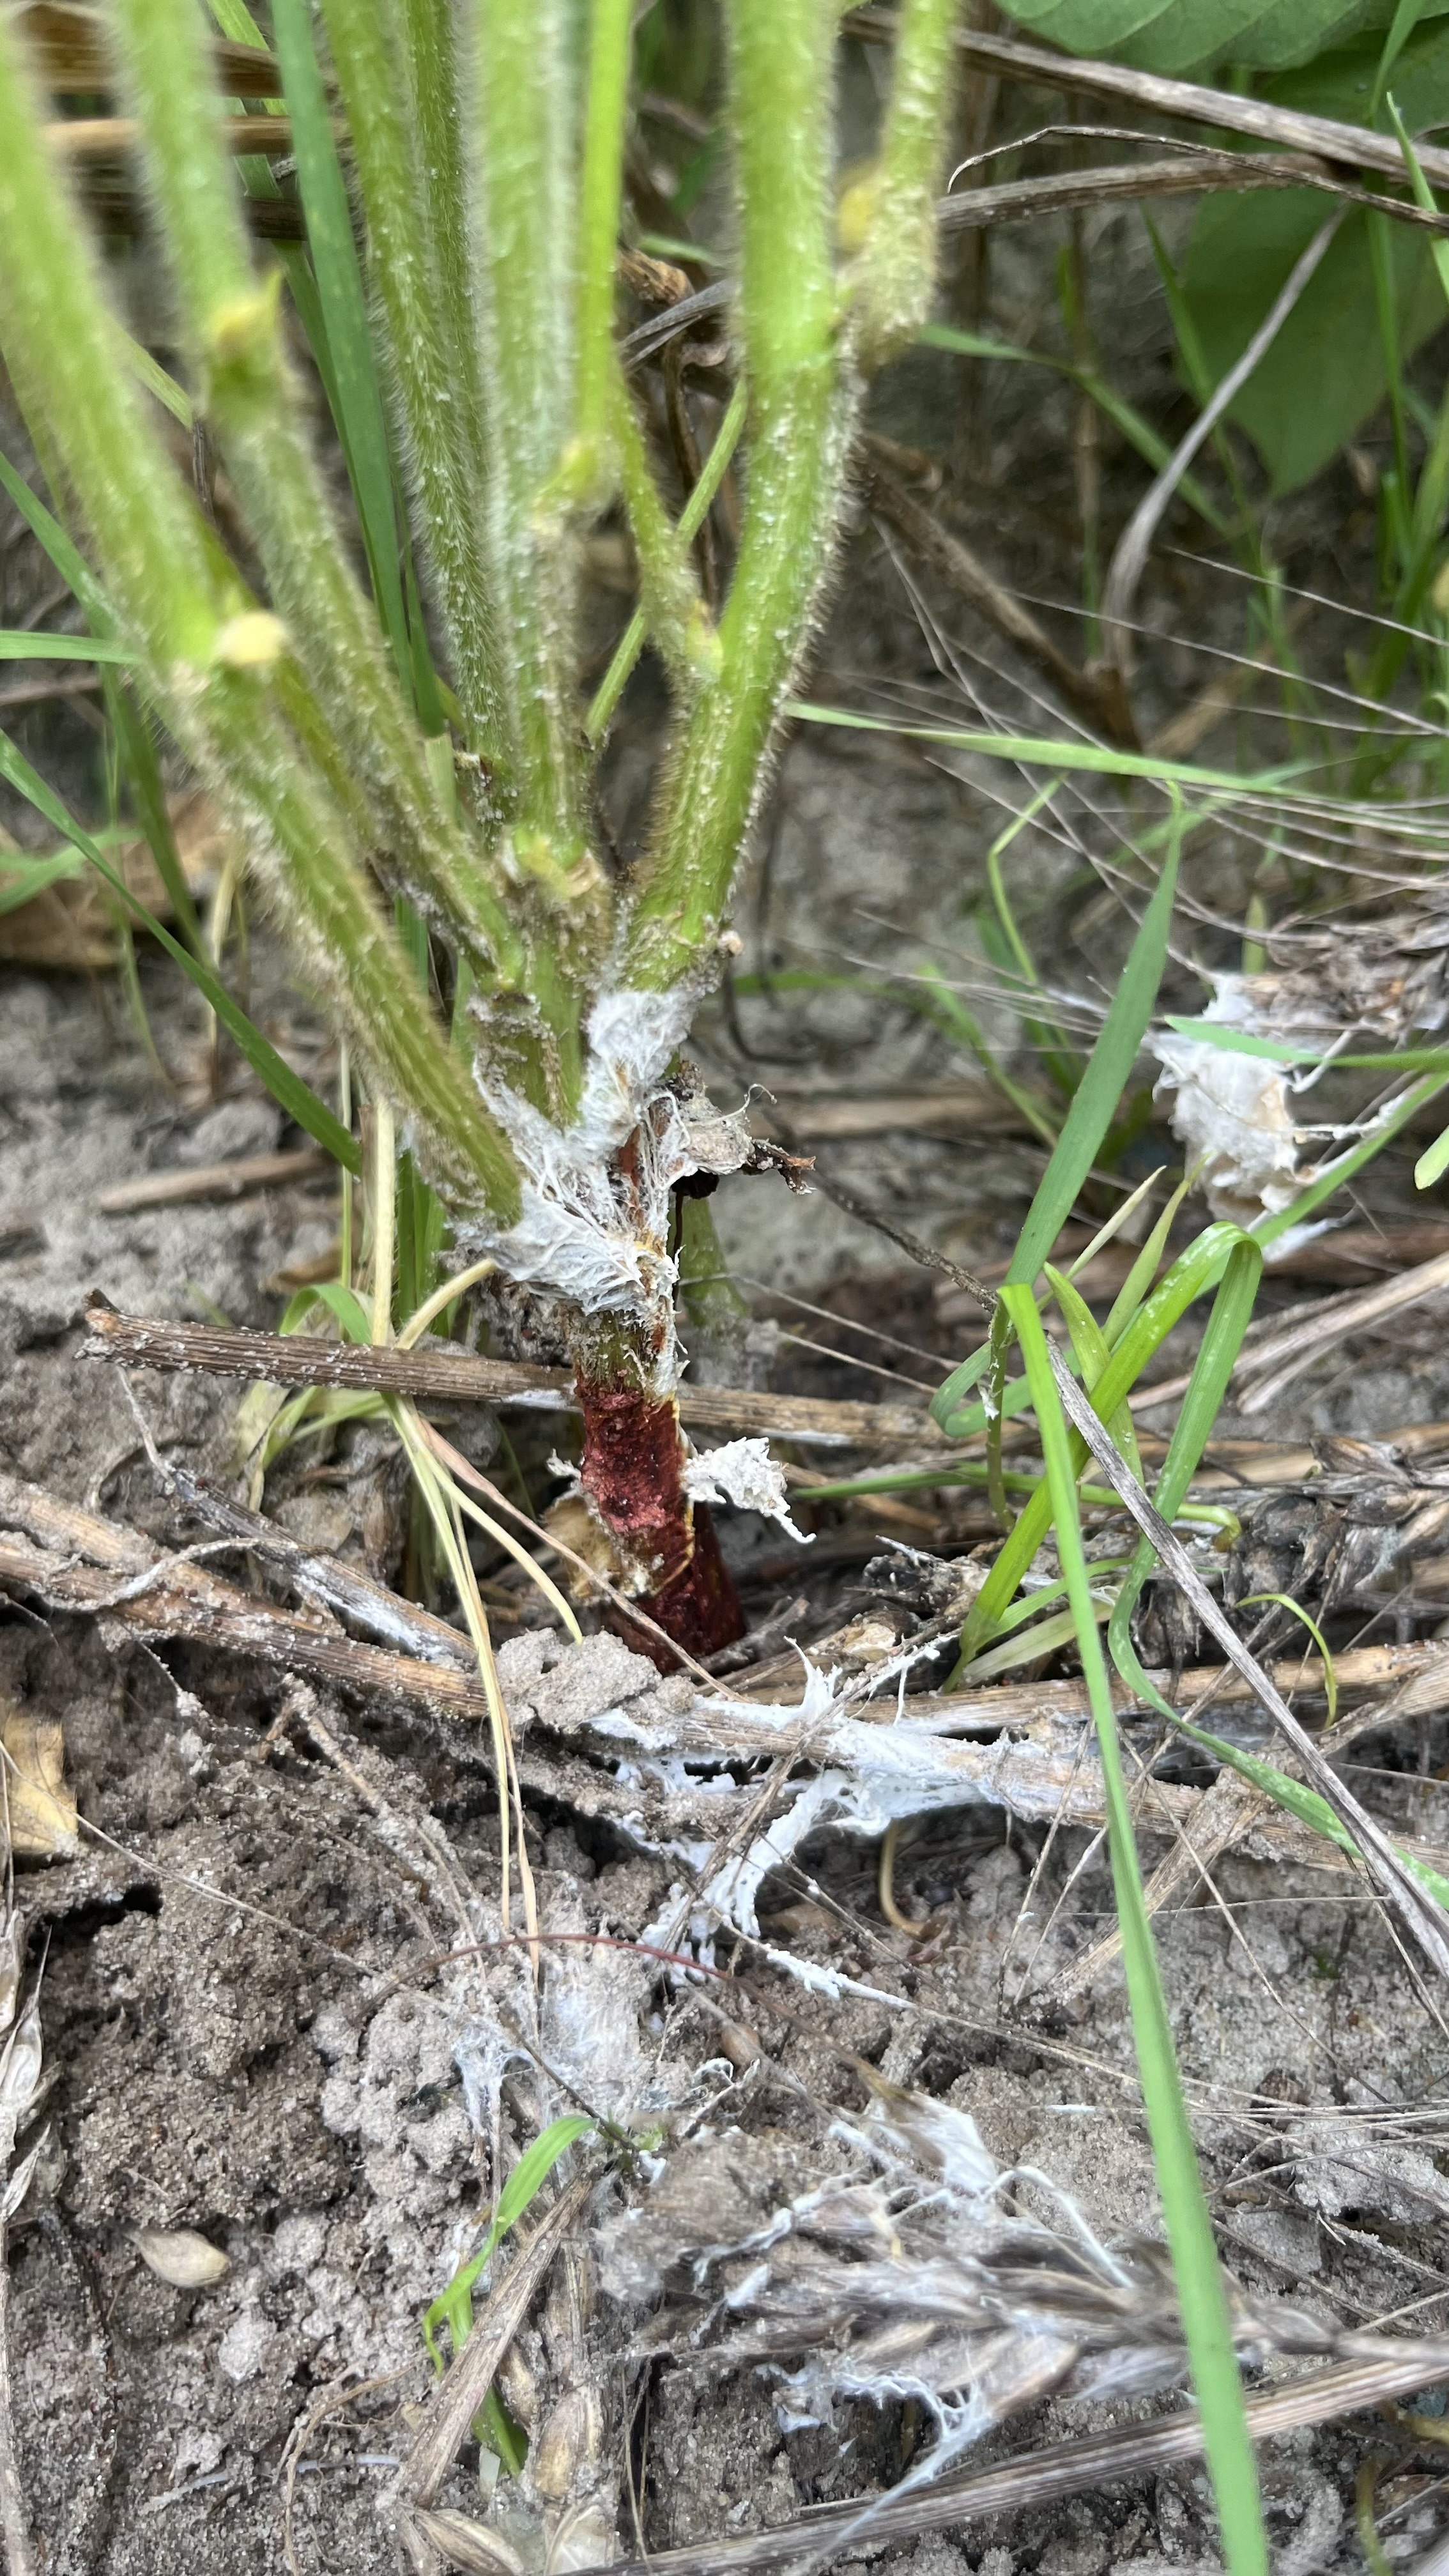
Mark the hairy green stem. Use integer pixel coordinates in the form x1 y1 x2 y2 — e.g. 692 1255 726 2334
471 0 586 852
0 10 519 1222
319 0 507 766
113 0 519 983
573 0 635 487
587 377 747 743
625 0 848 990
611 367 719 696
852 0 964 365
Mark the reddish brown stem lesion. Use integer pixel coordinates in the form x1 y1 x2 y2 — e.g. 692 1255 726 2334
576 1377 743 1666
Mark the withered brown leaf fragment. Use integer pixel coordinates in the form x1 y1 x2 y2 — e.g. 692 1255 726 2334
0 1710 76 1861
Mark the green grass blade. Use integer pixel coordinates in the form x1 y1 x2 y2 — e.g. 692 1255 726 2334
1237 1593 1338 1719
491 2114 594 2244
997 802 1178 1290
280 1282 374 1344
932 811 1183 1436
917 323 1230 535
1101 1166 1195 1349
0 725 361 1174
1107 1236 1262 1659
0 632 131 661
1163 1016 1449 1074
915 961 1059 1143
1003 1285 1267 2576
0 441 112 631
586 375 747 742
954 1220 1250 1664
1044 1262 1142 1474
0 454 206 963
0 849 84 913
102 671 208 960
121 330 193 429
268 0 411 688
786 702 1305 796
1255 1071 1449 1244
1417 1123 1449 1190
1163 1705 1449 1914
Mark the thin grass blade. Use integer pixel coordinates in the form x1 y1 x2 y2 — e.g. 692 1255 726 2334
269 0 411 686
1002 1284 1267 2576
933 812 1183 1434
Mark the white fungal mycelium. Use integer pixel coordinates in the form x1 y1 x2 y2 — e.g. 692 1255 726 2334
464 981 785 1382
682 1437 813 1540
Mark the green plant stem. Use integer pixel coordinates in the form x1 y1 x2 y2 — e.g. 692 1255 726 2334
473 0 585 853
0 11 519 1223
625 0 849 990
574 0 635 481
319 0 507 765
113 0 518 983
586 377 747 742
398 0 488 562
611 368 719 695
268 0 410 680
853 0 962 365
1004 1289 1266 2576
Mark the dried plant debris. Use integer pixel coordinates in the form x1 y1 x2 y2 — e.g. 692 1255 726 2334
129 2225 231 2288
595 2079 1448 2516
0 1905 42 2218
0 1707 75 1860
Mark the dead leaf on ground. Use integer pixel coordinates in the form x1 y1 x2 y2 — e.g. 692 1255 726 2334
1 1708 77 1859
0 788 233 970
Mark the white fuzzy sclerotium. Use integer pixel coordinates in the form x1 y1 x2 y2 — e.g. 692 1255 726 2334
462 981 771 1377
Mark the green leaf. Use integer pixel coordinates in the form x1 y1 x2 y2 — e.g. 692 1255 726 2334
0 443 112 631
491 2115 594 2243
954 1220 1251 1664
1416 1120 1449 1187
1044 1262 1142 1471
1257 1068 1449 1241
0 726 361 1176
422 2113 593 2376
1002 1285 1268 2576
279 1282 374 1345
102 671 208 962
1163 1015 1449 1070
1011 822 1181 1288
917 324 1230 533
1179 26 1449 493
1237 1591 1339 1719
994 0 1447 77
1107 1236 1262 1662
